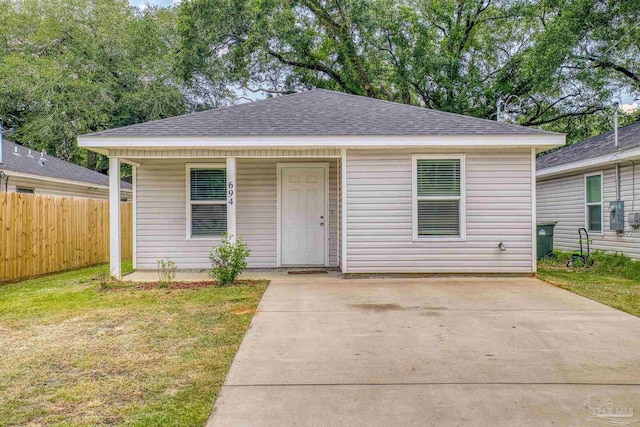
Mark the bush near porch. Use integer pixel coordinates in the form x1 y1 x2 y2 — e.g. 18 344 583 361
0 262 268 426
538 251 640 318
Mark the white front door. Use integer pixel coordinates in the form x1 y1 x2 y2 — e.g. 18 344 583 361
280 165 327 266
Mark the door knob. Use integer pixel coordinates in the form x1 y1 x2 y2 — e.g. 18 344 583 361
320 222 325 226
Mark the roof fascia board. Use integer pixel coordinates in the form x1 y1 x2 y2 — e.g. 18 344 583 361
79 134 565 149
2 169 132 192
537 146 640 179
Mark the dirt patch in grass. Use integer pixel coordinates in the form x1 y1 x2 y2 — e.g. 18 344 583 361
0 264 268 426
133 279 266 291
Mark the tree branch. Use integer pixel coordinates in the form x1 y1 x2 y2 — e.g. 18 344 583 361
267 49 350 92
523 106 602 126
587 56 640 83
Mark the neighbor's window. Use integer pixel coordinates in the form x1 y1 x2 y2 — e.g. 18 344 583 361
16 187 34 194
585 173 602 232
413 155 465 239
187 165 227 238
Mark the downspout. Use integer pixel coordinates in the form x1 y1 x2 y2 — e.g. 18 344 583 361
614 102 621 201
632 160 636 215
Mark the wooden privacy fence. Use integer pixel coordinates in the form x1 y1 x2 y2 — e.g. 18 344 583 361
0 192 132 283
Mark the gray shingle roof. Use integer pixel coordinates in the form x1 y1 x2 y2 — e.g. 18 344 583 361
83 89 558 138
1 140 132 189
537 120 640 170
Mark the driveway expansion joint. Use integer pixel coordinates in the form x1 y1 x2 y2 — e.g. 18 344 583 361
222 382 640 387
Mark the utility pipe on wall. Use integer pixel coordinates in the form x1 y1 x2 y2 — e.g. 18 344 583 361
614 101 619 148
613 101 621 200
616 163 621 201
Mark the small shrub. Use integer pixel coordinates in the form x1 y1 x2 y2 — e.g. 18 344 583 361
96 272 115 291
209 233 251 286
157 258 177 287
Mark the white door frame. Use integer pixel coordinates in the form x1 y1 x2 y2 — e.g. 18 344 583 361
277 162 330 267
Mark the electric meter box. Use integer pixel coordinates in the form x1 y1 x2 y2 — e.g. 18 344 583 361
610 200 625 231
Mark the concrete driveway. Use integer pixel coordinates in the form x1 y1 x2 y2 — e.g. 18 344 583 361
208 275 640 426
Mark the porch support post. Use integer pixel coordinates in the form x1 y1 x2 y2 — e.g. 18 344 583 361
132 164 137 270
341 149 347 273
226 157 237 242
109 157 122 279
530 147 537 274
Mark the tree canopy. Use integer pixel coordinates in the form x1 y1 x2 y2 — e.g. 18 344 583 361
176 0 640 143
1 0 639 173
0 0 188 170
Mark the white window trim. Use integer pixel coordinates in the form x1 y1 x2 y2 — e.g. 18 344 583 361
185 162 227 240
584 171 604 236
412 154 466 242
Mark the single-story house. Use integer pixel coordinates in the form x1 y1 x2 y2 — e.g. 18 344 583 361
77 89 565 277
537 120 640 258
0 139 132 200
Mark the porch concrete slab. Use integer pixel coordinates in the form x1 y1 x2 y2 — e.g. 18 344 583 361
121 270 340 283
209 276 640 426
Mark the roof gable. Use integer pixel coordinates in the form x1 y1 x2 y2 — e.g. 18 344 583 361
83 89 558 138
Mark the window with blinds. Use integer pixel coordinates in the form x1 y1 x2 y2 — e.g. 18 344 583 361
413 156 465 238
188 166 227 237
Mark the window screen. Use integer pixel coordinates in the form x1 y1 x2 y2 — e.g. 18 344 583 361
190 169 226 201
417 159 460 197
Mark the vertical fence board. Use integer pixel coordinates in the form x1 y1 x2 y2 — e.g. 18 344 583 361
0 192 133 282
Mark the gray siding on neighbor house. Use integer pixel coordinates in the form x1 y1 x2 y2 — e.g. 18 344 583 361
344 149 534 273
537 162 640 259
7 176 132 200
135 158 338 270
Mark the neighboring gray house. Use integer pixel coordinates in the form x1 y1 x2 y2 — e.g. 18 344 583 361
77 89 564 277
537 120 640 258
0 139 132 200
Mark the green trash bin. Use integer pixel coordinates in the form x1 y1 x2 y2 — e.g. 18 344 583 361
536 222 557 259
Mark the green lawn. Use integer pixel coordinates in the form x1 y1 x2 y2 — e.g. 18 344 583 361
0 263 268 426
538 252 640 318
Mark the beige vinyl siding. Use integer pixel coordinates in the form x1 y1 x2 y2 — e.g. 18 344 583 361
537 162 640 259
7 175 131 200
136 158 338 270
345 149 534 273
